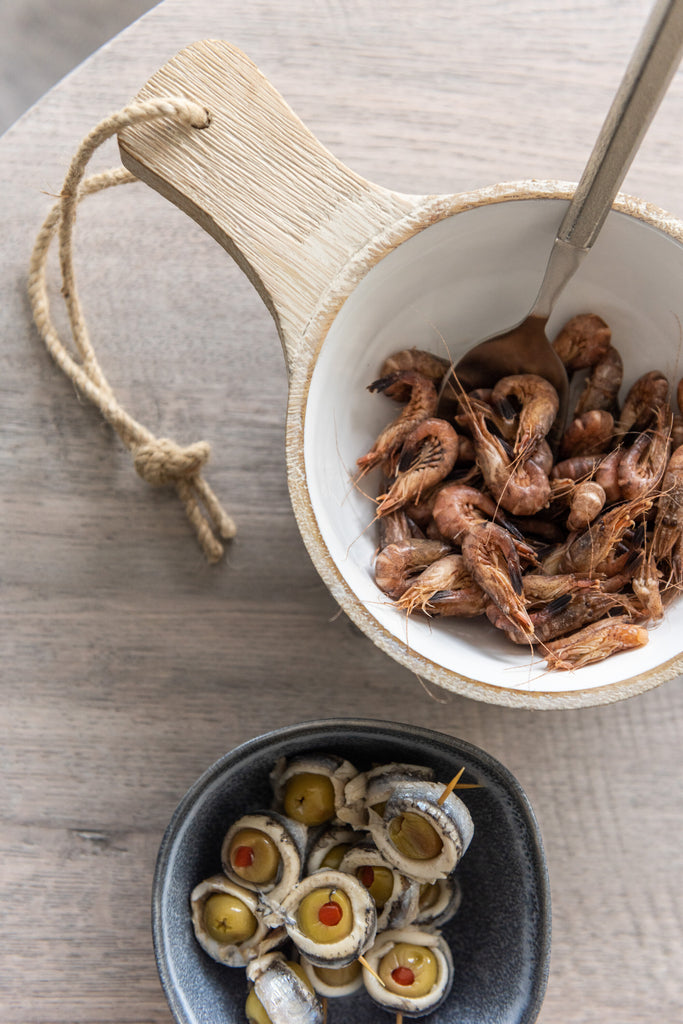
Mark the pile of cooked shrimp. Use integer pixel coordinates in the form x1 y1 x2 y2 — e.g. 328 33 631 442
357 314 683 671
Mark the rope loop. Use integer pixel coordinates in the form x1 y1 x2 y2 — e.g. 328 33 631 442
28 97 235 561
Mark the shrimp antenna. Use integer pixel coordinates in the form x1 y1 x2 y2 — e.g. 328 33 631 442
413 672 451 705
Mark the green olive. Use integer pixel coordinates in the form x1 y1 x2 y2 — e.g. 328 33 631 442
320 843 353 870
203 892 258 944
228 828 281 884
370 800 387 816
356 865 394 909
245 987 271 1024
314 960 362 987
378 942 439 997
418 881 441 912
388 812 443 860
284 773 336 826
297 887 354 944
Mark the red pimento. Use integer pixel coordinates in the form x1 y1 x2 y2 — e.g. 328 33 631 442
318 900 343 926
359 866 375 889
392 966 415 987
232 845 254 868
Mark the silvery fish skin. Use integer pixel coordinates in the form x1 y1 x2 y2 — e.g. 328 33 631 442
279 868 377 968
338 839 421 931
339 762 435 829
248 953 323 1024
220 810 308 903
189 874 271 966
270 753 358 824
361 927 454 1018
369 780 474 882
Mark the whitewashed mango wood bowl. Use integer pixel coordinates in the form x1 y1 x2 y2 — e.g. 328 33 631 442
119 40 683 710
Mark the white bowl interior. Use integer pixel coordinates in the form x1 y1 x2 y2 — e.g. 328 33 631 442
303 196 683 696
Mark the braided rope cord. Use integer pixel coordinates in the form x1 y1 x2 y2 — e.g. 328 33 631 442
27 97 236 563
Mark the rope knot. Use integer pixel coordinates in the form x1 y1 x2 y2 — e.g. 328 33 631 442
133 438 210 486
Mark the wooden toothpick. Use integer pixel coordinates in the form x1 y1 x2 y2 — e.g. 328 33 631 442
438 766 483 803
358 954 386 987
438 766 465 803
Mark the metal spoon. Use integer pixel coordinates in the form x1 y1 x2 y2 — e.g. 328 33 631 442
441 0 683 434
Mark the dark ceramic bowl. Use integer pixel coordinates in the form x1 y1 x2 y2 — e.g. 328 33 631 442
152 719 551 1024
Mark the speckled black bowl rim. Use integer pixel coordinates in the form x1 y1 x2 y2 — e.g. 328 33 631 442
152 718 552 1024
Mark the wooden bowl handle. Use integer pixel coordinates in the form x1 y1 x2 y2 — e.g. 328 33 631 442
118 40 415 371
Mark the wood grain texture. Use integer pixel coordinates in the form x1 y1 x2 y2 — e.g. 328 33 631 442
1 1 682 1022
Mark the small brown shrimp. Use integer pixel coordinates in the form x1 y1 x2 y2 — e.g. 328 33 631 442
558 493 653 575
376 418 459 516
461 522 535 636
456 390 515 444
552 313 612 370
357 370 438 474
652 444 683 563
432 483 501 542
395 553 477 615
490 374 559 459
559 410 614 458
374 538 452 600
542 616 649 671
379 348 451 399
533 592 626 643
593 448 624 504
465 407 551 516
574 345 624 416
617 404 672 500
567 481 607 532
551 451 623 503
632 550 664 624
488 591 623 645
616 370 669 436
377 506 423 551
522 572 597 606
426 585 489 617
551 455 600 482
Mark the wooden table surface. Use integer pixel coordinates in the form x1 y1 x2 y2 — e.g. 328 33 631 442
1 1 682 1021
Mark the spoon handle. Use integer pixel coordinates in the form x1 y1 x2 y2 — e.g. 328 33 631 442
534 0 683 316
